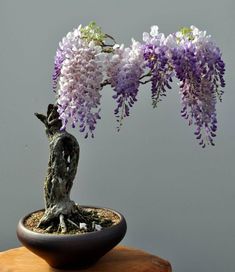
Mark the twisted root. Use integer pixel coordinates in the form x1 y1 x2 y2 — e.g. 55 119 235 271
36 203 102 234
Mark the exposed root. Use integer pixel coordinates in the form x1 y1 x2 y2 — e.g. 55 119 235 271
45 225 54 233
67 218 79 229
35 205 114 234
59 214 67 234
37 200 76 229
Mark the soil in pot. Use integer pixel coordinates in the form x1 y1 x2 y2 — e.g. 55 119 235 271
24 206 120 234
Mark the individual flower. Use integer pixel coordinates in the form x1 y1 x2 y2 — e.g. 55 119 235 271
106 40 145 129
171 26 225 147
142 26 174 107
54 25 106 138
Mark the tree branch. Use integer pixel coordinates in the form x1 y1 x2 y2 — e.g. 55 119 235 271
101 79 111 88
34 113 48 127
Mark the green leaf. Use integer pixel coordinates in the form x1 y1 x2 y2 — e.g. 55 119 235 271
179 27 194 41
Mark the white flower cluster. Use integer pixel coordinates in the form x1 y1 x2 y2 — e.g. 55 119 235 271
143 25 165 46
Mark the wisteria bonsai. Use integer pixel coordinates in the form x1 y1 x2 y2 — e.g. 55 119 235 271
33 22 225 234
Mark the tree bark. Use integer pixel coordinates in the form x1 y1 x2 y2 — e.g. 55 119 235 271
35 104 80 230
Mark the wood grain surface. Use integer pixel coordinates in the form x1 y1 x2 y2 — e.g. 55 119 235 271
0 246 172 272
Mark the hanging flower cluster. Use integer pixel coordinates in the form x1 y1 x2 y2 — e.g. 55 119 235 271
170 26 225 147
54 23 105 138
142 26 174 107
52 22 225 147
106 40 144 130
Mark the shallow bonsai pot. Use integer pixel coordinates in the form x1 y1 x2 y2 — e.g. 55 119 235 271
17 206 127 269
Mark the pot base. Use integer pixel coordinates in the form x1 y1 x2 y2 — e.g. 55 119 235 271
17 206 127 269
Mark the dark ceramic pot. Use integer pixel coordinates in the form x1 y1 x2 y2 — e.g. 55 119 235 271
17 206 127 269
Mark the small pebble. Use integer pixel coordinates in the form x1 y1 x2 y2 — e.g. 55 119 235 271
79 223 87 230
95 224 102 231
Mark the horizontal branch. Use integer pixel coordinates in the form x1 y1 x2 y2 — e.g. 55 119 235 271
139 72 151 80
139 79 151 85
101 79 111 88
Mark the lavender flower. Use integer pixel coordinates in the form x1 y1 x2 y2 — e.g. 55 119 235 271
52 25 83 92
142 26 174 107
170 26 225 147
106 40 144 129
52 23 105 92
54 25 105 138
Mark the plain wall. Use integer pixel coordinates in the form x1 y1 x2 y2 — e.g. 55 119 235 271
0 1 234 271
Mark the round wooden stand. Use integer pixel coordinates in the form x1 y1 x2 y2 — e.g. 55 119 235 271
0 246 172 272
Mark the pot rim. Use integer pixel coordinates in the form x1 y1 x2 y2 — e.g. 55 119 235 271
17 205 126 238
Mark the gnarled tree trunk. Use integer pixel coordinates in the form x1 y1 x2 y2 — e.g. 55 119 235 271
35 104 80 233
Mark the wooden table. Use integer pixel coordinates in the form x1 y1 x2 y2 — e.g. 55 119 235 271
0 246 172 272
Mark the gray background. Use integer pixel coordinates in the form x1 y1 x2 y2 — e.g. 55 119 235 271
0 0 234 271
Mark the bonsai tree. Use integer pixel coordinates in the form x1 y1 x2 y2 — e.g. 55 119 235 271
34 22 225 233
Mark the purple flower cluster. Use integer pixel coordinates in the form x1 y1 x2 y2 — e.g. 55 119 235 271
54 26 105 138
170 26 225 147
142 26 174 107
52 24 225 147
106 40 144 129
